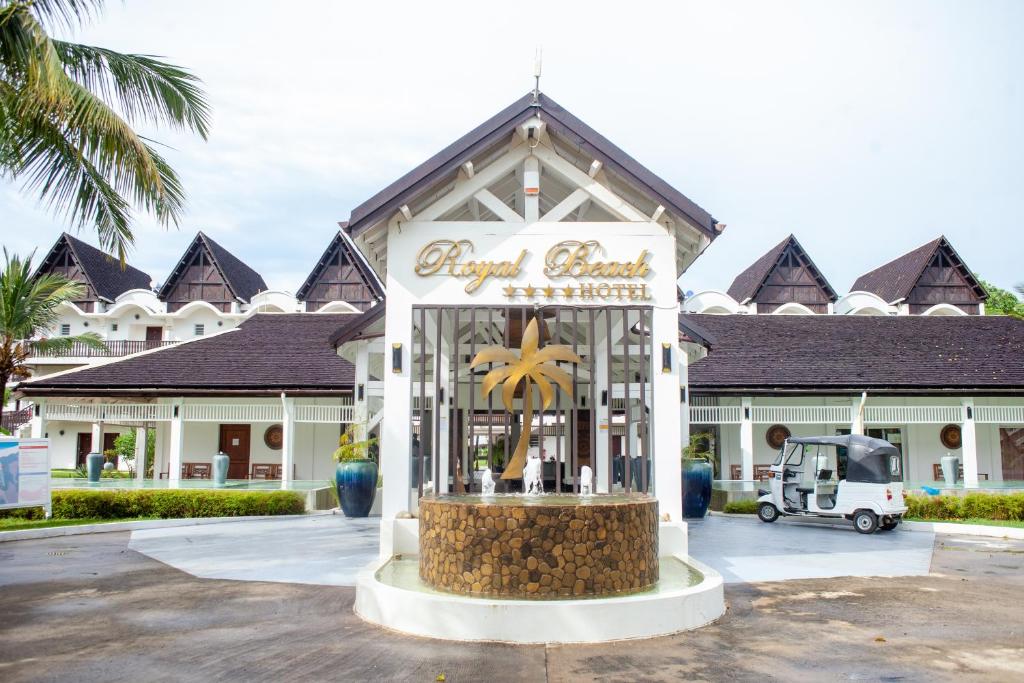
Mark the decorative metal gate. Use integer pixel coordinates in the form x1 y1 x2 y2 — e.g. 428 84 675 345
411 305 654 496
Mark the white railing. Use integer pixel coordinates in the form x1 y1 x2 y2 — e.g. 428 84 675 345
46 402 173 423
752 406 852 424
295 404 355 424
100 404 173 422
864 406 961 424
182 404 283 422
975 406 1024 424
690 405 743 424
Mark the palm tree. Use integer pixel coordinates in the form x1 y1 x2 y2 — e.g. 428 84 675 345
470 316 582 480
0 248 105 428
0 0 210 261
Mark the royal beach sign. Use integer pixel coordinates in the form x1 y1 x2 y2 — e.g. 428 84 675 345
413 239 653 301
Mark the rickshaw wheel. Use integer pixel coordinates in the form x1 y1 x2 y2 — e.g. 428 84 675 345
758 502 780 523
853 510 878 534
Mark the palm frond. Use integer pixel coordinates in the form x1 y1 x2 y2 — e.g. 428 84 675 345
33 331 106 353
52 41 210 137
20 0 105 32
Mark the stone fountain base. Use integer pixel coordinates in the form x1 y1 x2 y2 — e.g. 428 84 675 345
354 518 725 644
418 494 658 599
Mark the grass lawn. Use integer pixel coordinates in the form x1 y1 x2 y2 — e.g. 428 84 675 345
907 517 1024 529
0 517 153 532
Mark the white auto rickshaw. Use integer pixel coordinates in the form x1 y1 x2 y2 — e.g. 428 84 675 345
756 435 907 534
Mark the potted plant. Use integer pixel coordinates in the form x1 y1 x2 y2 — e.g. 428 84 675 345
334 424 378 517
681 432 714 519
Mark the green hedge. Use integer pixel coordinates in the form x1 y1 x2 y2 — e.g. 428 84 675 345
723 499 758 514
905 492 1024 522
0 489 306 520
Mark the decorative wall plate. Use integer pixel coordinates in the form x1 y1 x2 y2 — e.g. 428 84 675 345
264 424 283 450
940 424 962 450
766 424 791 449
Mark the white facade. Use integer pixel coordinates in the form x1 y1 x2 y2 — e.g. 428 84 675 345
692 395 1024 486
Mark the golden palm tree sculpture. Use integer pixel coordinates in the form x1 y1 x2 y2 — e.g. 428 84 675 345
470 317 582 480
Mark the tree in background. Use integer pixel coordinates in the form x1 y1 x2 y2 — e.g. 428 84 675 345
979 278 1024 318
0 0 210 260
0 249 105 428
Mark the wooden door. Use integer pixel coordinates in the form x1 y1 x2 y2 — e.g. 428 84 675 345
76 433 91 467
219 424 251 479
145 326 163 348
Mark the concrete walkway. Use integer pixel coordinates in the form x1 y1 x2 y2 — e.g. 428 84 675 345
128 514 379 586
688 515 935 583
127 512 935 587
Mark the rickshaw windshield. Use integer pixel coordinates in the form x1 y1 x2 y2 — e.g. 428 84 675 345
774 442 803 467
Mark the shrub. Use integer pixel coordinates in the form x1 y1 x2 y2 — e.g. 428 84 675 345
905 492 1024 522
723 499 758 514
48 489 306 520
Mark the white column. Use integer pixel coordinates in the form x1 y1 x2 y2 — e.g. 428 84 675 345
134 426 147 482
679 346 690 471
961 398 979 488
168 399 184 483
154 420 168 479
652 306 683 521
281 394 295 487
593 322 610 493
29 398 47 439
381 266 413 519
851 394 865 435
91 421 103 453
740 397 753 482
353 341 370 441
436 327 451 495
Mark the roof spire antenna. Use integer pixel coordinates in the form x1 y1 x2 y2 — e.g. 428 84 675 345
531 47 543 106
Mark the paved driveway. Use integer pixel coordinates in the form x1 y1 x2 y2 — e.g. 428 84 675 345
688 515 935 583
128 514 378 585
126 512 935 587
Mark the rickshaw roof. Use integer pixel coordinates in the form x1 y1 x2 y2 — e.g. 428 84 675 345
787 434 898 457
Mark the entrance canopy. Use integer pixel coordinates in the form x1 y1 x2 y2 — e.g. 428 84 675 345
343 92 724 282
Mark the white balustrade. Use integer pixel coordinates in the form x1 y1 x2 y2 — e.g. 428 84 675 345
864 406 961 424
182 404 283 422
751 406 851 424
46 402 173 422
689 405 743 424
974 406 1024 424
295 403 355 424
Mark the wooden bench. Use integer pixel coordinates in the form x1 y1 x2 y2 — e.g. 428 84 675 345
250 464 283 480
730 464 771 481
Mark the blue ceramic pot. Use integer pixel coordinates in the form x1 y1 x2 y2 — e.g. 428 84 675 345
336 460 378 517
86 452 104 482
682 459 712 519
213 453 229 485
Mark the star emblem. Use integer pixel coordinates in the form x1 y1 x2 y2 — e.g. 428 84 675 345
523 284 536 298
562 286 575 297
503 284 517 297
543 285 555 298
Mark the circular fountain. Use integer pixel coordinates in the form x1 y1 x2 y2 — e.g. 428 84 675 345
355 492 725 643
418 494 658 598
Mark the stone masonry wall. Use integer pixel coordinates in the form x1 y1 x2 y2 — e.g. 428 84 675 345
418 496 659 599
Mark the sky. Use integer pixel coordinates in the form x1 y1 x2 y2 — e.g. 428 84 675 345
1 0 1021 297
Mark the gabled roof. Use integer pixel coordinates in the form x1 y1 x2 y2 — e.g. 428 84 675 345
295 229 385 301
157 232 268 303
344 92 719 239
850 236 986 304
19 314 354 396
726 234 837 304
680 314 1024 394
34 233 151 302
